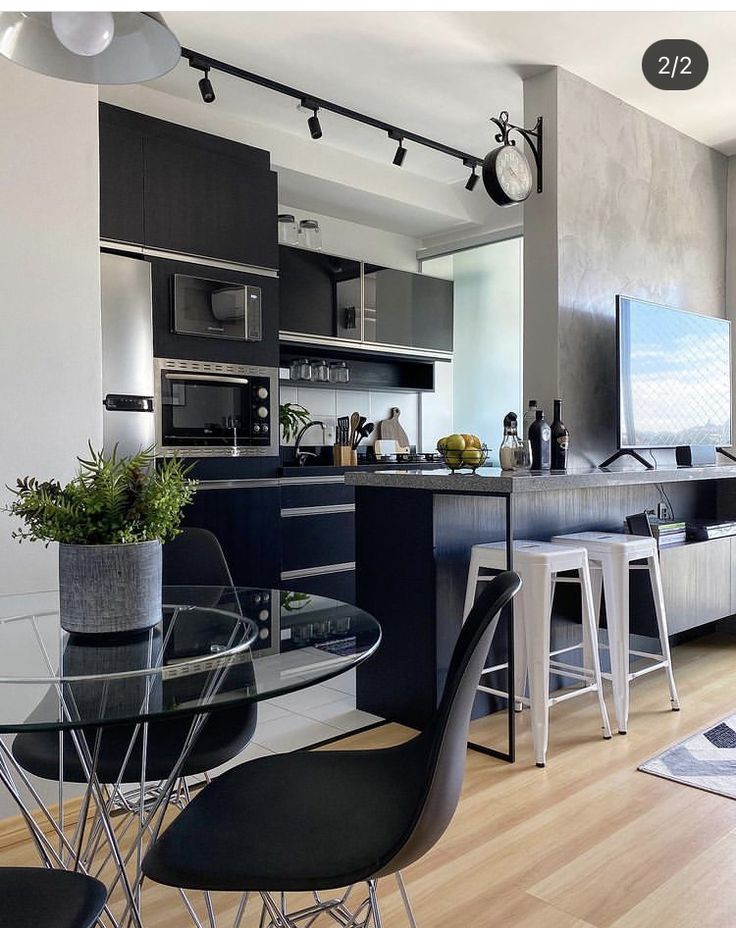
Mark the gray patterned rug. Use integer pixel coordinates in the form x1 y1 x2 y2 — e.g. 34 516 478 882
639 715 736 799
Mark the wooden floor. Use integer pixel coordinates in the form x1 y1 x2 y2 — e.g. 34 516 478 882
4 633 736 927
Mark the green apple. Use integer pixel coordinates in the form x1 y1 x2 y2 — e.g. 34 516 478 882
445 434 466 451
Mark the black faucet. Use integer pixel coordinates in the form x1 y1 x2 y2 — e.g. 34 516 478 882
294 420 327 466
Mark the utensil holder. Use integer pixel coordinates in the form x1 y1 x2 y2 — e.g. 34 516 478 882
333 445 358 466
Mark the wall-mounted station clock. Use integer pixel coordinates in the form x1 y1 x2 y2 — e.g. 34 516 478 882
482 144 534 206
482 110 543 208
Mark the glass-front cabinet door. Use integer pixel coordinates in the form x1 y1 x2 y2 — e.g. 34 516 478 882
279 247 453 354
363 266 453 353
279 246 361 340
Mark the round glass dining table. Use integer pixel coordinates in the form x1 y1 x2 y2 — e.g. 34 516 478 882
0 586 381 928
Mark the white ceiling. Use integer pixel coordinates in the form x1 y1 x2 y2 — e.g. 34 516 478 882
110 11 736 241
161 11 736 156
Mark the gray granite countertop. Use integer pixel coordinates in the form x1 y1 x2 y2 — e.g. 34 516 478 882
345 464 736 494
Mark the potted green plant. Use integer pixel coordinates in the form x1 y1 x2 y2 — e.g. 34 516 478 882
6 445 196 635
279 402 311 443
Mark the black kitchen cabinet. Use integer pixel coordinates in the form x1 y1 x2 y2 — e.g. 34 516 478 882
99 104 278 270
280 478 356 603
364 266 453 353
99 108 145 245
182 485 282 588
151 256 279 366
279 246 361 339
144 134 278 269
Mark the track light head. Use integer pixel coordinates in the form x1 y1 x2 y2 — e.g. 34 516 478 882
393 141 407 167
301 98 322 139
308 111 322 140
388 130 407 167
463 158 479 190
189 57 215 103
198 71 215 104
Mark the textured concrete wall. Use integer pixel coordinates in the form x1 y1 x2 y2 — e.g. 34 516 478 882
523 70 560 426
524 68 728 466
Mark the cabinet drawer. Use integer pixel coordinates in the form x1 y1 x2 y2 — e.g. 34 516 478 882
281 480 354 508
281 510 355 572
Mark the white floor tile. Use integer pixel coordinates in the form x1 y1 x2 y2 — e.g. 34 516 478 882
271 684 341 711
254 714 343 753
317 709 383 732
323 668 356 695
291 692 356 720
256 699 292 722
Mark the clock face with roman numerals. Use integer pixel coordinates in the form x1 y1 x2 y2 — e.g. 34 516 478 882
483 144 533 207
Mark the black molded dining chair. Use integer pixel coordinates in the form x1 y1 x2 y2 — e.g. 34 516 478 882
142 571 522 927
1 867 107 928
13 526 257 788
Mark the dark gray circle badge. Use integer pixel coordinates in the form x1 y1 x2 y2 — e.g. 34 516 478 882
642 40 708 90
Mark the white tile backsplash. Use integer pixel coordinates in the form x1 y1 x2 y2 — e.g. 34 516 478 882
279 385 421 449
280 385 298 407
335 390 370 420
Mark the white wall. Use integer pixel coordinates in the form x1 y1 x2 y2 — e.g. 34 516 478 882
0 58 102 595
278 205 418 272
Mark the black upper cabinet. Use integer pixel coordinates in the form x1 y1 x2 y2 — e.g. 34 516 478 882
144 134 278 269
364 266 453 353
279 247 453 354
279 246 361 339
99 104 278 270
99 108 145 245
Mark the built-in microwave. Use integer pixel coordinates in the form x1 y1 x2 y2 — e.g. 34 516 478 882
173 273 262 341
154 358 278 457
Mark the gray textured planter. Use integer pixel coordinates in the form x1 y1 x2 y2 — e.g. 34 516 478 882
59 541 162 635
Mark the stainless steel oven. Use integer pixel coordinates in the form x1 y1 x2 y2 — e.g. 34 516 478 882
154 358 278 457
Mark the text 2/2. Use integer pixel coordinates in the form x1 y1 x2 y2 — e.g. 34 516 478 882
658 55 692 79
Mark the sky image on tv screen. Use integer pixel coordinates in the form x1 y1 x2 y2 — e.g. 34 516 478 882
619 297 731 449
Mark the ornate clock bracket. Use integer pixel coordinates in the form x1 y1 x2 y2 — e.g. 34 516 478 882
490 111 544 195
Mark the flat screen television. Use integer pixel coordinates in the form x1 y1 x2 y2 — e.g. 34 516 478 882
616 296 732 452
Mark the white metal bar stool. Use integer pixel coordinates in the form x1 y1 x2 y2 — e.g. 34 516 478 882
550 531 680 734
463 540 611 767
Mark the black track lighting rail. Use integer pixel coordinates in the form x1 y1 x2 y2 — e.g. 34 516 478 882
180 46 485 170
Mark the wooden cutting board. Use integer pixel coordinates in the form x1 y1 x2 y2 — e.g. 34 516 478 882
378 407 410 451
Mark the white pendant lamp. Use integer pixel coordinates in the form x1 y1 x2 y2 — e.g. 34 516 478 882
0 11 180 84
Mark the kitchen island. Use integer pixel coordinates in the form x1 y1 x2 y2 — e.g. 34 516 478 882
346 465 736 748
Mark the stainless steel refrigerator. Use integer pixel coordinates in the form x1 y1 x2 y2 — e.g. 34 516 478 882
100 251 155 458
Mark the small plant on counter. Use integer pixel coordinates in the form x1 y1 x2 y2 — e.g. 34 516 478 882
6 444 197 546
280 402 311 443
281 590 312 612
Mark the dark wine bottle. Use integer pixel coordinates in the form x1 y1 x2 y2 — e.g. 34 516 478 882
528 409 551 470
551 398 569 470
